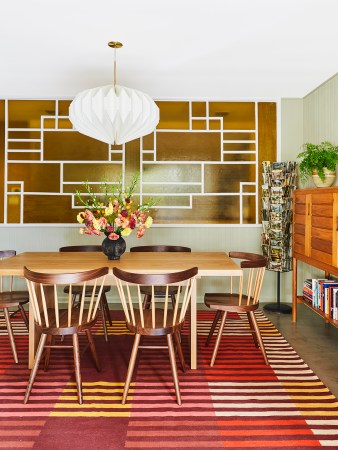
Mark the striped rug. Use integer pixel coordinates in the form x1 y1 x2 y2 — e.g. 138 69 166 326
0 310 338 449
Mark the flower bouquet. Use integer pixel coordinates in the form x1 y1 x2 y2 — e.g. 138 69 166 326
76 174 155 259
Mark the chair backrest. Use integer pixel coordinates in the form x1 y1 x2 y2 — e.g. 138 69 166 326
24 266 109 330
0 250 16 292
130 245 191 253
228 252 267 306
59 245 102 252
113 267 198 331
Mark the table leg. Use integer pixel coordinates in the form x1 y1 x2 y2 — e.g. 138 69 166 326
190 279 197 369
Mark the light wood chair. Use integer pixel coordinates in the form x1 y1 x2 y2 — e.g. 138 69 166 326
130 246 191 307
113 266 198 405
24 265 109 404
0 250 29 363
59 246 112 342
204 252 268 367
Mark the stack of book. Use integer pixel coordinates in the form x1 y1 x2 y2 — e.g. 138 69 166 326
303 278 338 319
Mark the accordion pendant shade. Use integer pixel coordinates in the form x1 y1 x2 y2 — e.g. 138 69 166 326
69 84 159 145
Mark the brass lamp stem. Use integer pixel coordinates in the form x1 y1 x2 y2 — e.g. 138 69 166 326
108 41 123 93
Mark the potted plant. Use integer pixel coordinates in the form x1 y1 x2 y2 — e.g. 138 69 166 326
297 141 338 187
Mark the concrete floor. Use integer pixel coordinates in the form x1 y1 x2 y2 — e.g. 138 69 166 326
262 302 338 398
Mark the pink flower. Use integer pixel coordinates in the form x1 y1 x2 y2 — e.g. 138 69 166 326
137 225 146 238
98 217 108 229
106 225 115 233
113 199 119 212
108 232 120 240
115 214 129 228
85 209 94 221
129 216 136 229
139 212 147 223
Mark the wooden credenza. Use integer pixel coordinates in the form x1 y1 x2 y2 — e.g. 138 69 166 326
292 186 338 323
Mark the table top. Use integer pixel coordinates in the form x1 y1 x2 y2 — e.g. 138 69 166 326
0 251 242 277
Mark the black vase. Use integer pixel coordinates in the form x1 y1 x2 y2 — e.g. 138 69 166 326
102 234 126 260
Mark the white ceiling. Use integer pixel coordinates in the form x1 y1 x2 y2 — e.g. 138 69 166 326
1 0 338 100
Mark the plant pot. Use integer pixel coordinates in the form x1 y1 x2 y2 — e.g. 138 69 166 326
312 168 336 188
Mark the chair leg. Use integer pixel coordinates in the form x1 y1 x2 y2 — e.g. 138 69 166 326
102 294 112 326
142 294 151 310
85 329 101 372
18 304 29 330
72 333 83 404
247 312 259 348
249 311 269 365
122 333 141 405
3 307 18 363
99 299 109 343
44 335 54 371
205 310 222 347
167 334 181 405
173 331 186 372
24 333 48 403
210 311 227 367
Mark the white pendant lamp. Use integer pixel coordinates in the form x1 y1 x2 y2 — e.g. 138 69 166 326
69 42 159 145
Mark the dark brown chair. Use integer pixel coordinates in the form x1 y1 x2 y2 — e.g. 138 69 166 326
59 246 112 342
130 246 191 307
24 265 109 404
204 252 268 367
0 250 29 363
113 266 198 405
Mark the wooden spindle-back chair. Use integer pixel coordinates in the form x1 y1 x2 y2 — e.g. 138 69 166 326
24 266 109 404
130 245 191 307
204 252 268 367
113 266 198 405
59 246 112 342
0 250 29 363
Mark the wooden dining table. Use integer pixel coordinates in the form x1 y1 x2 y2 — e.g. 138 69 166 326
0 251 242 369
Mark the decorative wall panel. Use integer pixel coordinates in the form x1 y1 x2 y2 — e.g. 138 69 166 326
0 99 276 225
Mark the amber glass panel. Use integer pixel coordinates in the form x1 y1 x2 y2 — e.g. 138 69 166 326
8 131 40 139
157 132 221 161
209 102 255 130
58 100 72 116
0 100 4 222
44 132 108 161
24 194 73 223
152 195 240 224
8 100 56 128
156 101 189 130
43 119 55 129
204 164 255 193
7 152 40 161
8 184 21 191
143 164 201 183
8 163 60 192
148 196 191 207
7 195 21 223
63 163 122 182
64 183 120 194
192 102 206 117
223 143 255 151
242 195 256 224
258 102 277 221
8 141 40 150
125 139 141 184
142 153 154 162
222 153 256 162
242 184 256 193
143 133 154 150
142 183 201 194
209 119 221 130
223 132 256 140
111 151 123 162
192 120 206 130
58 119 73 129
